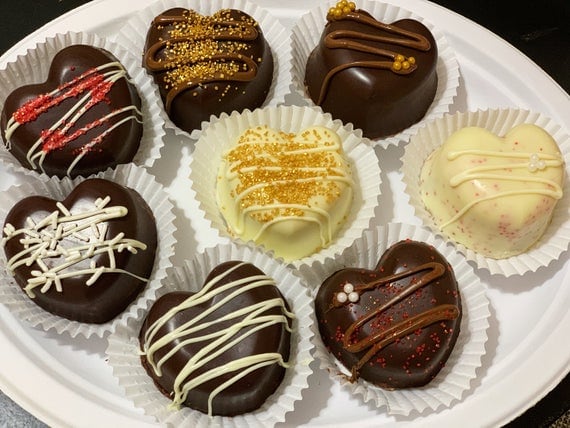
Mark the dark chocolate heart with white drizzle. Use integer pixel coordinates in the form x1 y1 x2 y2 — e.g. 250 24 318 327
2 178 157 323
314 240 461 389
0 45 143 178
139 261 293 416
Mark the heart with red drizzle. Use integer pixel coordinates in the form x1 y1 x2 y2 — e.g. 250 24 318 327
1 45 143 178
2 178 157 324
315 240 461 389
139 261 293 416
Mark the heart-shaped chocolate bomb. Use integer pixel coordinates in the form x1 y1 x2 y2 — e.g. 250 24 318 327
1 45 143 178
420 124 565 258
305 2 438 139
2 178 157 323
315 240 461 389
143 8 274 134
139 261 293 416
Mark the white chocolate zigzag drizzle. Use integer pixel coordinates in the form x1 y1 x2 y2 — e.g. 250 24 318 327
2 196 148 297
141 261 295 415
441 149 564 229
4 61 143 177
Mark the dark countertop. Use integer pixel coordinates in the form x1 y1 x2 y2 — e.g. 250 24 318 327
0 1 568 427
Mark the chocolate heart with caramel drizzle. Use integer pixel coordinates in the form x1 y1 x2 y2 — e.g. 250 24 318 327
315 240 461 389
1 45 143 178
2 178 157 323
139 261 293 416
143 8 274 134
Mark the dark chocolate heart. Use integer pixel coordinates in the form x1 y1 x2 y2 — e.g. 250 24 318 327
143 8 274 134
1 45 143 178
314 240 461 389
305 6 438 139
139 261 293 416
2 178 157 323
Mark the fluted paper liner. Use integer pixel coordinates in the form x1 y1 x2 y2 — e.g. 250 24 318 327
0 31 167 177
401 109 570 276
106 242 314 427
189 105 382 267
290 0 460 147
0 164 177 337
297 223 490 415
112 0 292 141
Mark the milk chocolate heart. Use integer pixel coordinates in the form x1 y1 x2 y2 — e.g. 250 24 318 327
1 45 143 178
314 240 461 389
143 8 274 134
139 261 293 416
2 178 157 323
305 2 438 139
420 124 565 258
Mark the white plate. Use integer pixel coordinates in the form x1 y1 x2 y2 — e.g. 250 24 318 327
0 0 569 427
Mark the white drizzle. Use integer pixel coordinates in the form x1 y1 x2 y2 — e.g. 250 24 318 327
141 262 295 415
2 196 148 297
441 149 564 229
4 61 143 176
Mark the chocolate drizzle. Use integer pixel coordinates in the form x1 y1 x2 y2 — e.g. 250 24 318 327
315 240 462 388
143 8 274 133
316 10 431 105
304 5 438 139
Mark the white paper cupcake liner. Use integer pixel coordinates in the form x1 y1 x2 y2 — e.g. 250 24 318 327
189 105 382 267
111 0 292 141
297 222 490 416
0 31 167 178
290 0 461 148
106 241 314 427
0 163 177 337
401 108 570 276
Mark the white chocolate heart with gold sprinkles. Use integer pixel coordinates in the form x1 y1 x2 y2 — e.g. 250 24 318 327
216 125 354 261
420 124 564 259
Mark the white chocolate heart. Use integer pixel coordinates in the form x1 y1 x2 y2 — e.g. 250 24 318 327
216 125 354 261
420 124 564 258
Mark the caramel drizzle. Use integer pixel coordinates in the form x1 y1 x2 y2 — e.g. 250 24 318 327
143 10 260 113
316 10 431 105
331 262 459 381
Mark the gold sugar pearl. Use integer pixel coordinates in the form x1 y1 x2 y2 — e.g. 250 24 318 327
402 61 410 70
395 54 405 62
408 56 416 64
392 61 402 71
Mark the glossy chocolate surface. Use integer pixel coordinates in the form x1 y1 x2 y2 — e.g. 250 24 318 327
2 178 157 323
0 45 143 178
143 8 274 134
139 261 292 416
315 240 461 389
305 10 438 139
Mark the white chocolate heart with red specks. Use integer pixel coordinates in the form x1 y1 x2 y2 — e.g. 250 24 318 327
420 123 564 258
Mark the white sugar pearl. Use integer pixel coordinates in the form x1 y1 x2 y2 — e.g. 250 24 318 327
348 291 359 303
343 283 354 293
336 292 348 303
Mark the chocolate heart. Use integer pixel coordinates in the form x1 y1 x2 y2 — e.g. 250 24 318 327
1 45 143 178
305 3 438 139
139 261 293 416
314 240 461 389
2 178 157 323
143 8 274 134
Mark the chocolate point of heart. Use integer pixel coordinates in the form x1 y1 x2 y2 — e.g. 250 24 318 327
305 4 438 139
315 240 461 388
139 260 294 416
2 178 157 323
1 45 143 178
